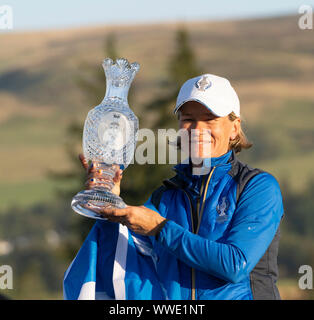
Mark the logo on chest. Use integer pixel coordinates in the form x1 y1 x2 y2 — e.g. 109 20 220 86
216 196 230 224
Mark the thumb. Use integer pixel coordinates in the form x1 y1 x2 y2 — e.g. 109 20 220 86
113 169 123 184
79 153 89 171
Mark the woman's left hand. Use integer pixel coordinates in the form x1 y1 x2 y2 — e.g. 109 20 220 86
84 204 167 236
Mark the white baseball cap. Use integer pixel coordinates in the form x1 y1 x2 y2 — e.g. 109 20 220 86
174 74 240 117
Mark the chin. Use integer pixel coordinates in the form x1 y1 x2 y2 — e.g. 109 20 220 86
207 149 220 158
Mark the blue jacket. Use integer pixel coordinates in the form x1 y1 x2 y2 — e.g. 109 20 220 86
144 149 284 300
63 150 284 300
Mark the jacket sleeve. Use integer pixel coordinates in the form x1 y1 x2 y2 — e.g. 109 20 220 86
145 172 284 283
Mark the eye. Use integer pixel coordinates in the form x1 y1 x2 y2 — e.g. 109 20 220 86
181 118 193 122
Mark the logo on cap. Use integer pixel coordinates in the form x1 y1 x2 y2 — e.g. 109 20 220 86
195 76 212 91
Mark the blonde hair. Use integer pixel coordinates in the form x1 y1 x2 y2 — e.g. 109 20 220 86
227 112 253 154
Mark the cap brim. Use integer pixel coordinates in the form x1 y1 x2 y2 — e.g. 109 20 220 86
174 98 230 117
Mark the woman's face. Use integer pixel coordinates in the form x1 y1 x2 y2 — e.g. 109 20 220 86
178 101 240 159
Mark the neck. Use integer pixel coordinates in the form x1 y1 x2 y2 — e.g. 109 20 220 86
191 150 232 168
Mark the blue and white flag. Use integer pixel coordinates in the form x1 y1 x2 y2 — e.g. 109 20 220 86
63 220 167 300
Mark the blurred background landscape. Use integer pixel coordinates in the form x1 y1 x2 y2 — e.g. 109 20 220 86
0 1 314 299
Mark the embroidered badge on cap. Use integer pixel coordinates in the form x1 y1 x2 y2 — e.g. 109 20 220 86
195 75 212 91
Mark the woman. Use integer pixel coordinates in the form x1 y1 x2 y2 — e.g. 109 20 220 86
66 74 284 300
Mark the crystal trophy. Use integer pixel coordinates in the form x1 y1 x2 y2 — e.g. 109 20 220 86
71 58 140 220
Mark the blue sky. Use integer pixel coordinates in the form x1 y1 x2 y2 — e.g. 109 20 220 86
2 0 314 31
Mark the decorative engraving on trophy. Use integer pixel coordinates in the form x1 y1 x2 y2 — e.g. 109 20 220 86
97 112 131 151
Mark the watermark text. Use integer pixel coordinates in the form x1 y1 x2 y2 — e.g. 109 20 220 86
298 265 313 290
298 5 313 30
0 265 13 290
0 5 13 30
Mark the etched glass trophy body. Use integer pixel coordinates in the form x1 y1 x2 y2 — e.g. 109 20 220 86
71 58 140 219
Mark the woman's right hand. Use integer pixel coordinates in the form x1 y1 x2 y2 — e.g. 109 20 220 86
78 154 123 197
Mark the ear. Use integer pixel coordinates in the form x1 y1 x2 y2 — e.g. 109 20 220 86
230 118 241 140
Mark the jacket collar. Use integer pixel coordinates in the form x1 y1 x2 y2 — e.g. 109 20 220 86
169 150 234 196
173 149 233 176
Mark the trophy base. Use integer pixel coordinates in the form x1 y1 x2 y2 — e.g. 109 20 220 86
71 189 126 220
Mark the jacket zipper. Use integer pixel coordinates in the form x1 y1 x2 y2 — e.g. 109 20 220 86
180 189 196 300
196 175 206 224
180 166 216 300
196 166 216 234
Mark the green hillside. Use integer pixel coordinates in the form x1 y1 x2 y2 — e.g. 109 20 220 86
1 14 314 210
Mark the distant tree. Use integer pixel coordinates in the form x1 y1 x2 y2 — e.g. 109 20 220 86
144 26 200 129
76 32 119 106
169 28 199 88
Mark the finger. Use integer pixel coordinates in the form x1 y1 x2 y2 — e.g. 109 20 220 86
85 179 107 190
81 204 119 223
85 178 95 189
87 162 95 175
85 176 114 189
99 207 118 216
86 172 106 181
87 168 117 180
79 154 89 170
113 169 123 183
100 207 129 217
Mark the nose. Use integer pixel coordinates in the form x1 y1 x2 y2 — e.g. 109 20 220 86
188 124 211 144
189 121 210 136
